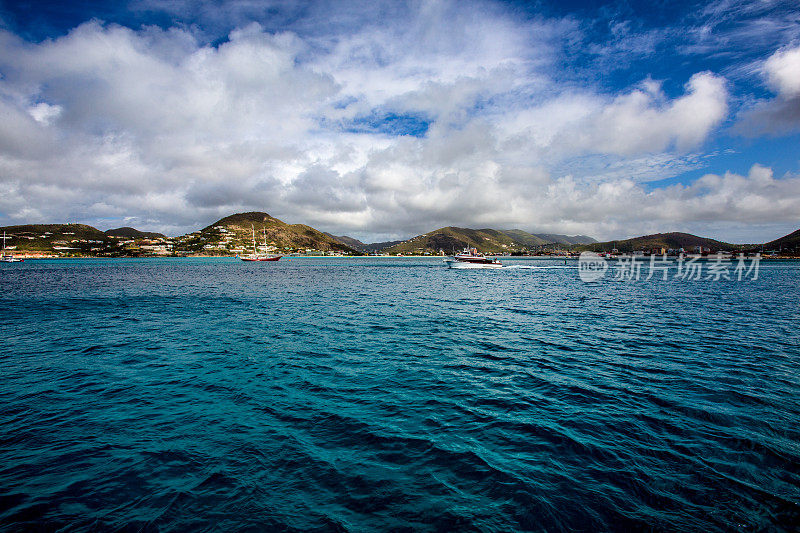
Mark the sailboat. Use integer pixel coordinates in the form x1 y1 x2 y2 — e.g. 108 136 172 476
1 231 24 262
238 225 282 262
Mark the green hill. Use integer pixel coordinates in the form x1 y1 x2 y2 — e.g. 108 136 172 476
383 227 514 254
175 212 356 254
322 234 405 254
499 230 595 247
532 233 596 245
576 232 734 253
0 223 111 254
105 227 165 239
381 227 597 254
497 229 551 248
361 240 405 253
324 233 367 251
763 228 800 253
1 223 108 240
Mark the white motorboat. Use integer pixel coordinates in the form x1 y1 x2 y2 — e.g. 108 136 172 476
445 247 503 269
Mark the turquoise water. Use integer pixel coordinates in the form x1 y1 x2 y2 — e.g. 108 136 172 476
1 257 798 530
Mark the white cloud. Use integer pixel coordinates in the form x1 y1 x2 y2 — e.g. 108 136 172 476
489 164 800 242
28 102 63 125
0 1 794 244
764 44 800 97
733 43 800 136
501 72 727 158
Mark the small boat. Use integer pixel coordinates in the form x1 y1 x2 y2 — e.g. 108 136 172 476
239 255 281 262
1 232 24 262
239 225 282 262
445 247 503 269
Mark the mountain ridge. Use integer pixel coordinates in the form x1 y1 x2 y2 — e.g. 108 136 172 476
192 212 355 253
0 224 111 254
381 227 597 254
763 228 800 251
575 232 734 253
105 227 166 239
324 233 405 253
2 216 798 256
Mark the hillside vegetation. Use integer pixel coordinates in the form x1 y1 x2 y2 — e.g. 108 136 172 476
383 227 596 254
0 224 111 253
189 212 355 253
763 228 800 252
324 233 366 251
105 227 165 239
3 215 798 257
576 232 734 253
2 223 108 240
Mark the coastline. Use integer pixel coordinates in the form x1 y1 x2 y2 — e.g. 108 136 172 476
9 254 800 261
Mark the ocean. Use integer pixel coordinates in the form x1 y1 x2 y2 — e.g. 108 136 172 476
1 257 798 531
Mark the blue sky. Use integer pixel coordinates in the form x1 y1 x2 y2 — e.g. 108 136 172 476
0 0 799 242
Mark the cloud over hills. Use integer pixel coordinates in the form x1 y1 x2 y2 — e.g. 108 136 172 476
735 43 800 137
0 0 798 242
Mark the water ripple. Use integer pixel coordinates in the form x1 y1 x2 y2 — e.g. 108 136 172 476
0 257 799 530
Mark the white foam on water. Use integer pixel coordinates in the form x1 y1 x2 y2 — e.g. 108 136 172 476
503 264 574 270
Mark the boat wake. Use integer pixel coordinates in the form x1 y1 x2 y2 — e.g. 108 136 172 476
503 264 574 269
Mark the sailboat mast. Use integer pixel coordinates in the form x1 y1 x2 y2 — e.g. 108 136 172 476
251 224 257 255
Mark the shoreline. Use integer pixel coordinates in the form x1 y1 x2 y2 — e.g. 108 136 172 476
8 254 800 261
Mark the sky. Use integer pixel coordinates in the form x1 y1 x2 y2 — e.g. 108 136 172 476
0 0 799 243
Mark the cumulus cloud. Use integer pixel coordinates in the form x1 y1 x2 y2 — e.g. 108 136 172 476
499 73 727 160
530 165 800 238
0 0 795 243
764 44 800 97
734 44 800 136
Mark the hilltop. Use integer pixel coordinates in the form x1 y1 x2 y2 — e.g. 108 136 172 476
530 233 597 246
105 227 165 239
324 233 404 253
3 216 797 258
0 213 359 256
1 223 108 241
175 212 356 254
324 233 365 251
763 228 800 253
576 232 734 253
0 223 178 256
381 227 596 254
385 227 518 254
0 224 111 254
361 240 405 253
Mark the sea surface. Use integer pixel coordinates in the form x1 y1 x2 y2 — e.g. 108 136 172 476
0 257 798 531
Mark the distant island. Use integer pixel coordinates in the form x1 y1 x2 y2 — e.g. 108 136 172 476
1 212 798 258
